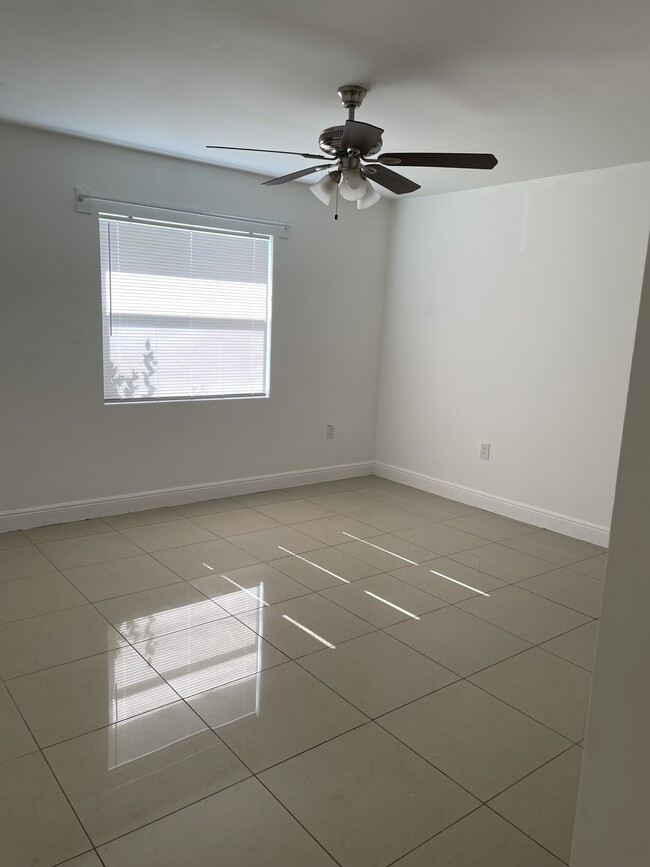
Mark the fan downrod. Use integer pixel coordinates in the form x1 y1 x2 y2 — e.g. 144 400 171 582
337 84 367 119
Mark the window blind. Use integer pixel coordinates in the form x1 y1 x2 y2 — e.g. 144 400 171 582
99 215 272 403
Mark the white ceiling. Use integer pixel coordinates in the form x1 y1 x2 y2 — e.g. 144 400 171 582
1 0 649 196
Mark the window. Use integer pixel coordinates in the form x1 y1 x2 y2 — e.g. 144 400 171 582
99 213 273 403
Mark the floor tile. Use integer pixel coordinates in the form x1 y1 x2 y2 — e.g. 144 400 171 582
272 545 381 589
306 491 382 514
189 660 367 772
358 489 418 506
190 562 310 613
0 682 37 762
541 621 599 671
8 646 178 746
398 500 461 522
469 648 592 741
0 529 30 549
300 631 457 717
351 505 432 533
37 532 142 569
254 498 337 524
0 752 90 867
392 806 564 866
335 534 435 571
0 544 53 582
519 568 604 617
192 508 281 537
153 538 260 579
96 582 230 643
24 519 112 544
457 585 590 643
45 702 249 845
119 519 218 552
173 497 241 517
387 607 530 677
500 534 584 566
570 556 607 580
236 593 374 658
524 529 605 558
320 572 447 627
442 517 518 541
451 543 555 582
224 526 323 561
133 616 287 698
260 723 478 867
290 514 383 546
0 571 86 623
60 853 103 867
390 557 505 602
232 489 305 506
63 554 183 602
395 523 486 555
335 475 380 490
380 680 570 801
99 777 338 866
489 746 584 862
0 605 126 679
458 510 534 535
104 507 182 529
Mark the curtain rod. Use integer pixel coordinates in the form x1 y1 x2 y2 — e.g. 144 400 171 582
74 187 290 233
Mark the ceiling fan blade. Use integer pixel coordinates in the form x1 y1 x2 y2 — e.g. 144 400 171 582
363 164 420 195
207 146 330 160
340 120 384 155
378 152 498 170
261 164 333 186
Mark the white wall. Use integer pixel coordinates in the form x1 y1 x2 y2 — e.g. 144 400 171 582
375 163 650 539
570 236 650 867
0 122 389 518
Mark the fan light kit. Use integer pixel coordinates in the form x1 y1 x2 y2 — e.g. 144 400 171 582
207 86 498 218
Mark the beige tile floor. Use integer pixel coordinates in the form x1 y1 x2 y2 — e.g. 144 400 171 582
0 476 605 866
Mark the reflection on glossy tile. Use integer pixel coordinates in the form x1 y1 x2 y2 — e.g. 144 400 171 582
0 752 90 866
490 746 584 862
0 530 30 549
393 806 564 866
105 507 181 529
64 554 182 601
519 568 604 617
0 682 37 762
458 585 590 643
134 616 288 698
225 526 322 561
190 661 366 772
0 544 53 582
0 571 86 624
301 631 457 717
391 557 505 602
99 777 338 866
46 702 249 845
469 648 591 741
260 723 478 867
541 621 599 671
8 646 178 746
153 539 260 579
0 605 126 679
387 607 530 677
451 543 555 582
25 519 112 543
96 582 229 643
120 519 218 552
335 534 435 571
290 514 383 546
236 594 374 658
193 508 282 537
190 562 309 613
37 532 142 570
381 681 570 801
273 545 380 589
321 573 447 627
395 523 486 555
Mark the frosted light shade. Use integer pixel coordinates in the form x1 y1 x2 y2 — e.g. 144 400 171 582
339 170 367 201
357 181 381 209
310 173 338 205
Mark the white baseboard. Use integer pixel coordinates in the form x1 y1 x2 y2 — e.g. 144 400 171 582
374 462 610 547
0 462 374 532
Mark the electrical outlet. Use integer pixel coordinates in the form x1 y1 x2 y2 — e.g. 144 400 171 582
480 443 491 460
326 424 335 439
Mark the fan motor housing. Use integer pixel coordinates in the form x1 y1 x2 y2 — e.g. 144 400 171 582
318 125 382 157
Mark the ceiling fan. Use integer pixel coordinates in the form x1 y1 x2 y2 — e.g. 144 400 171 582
207 85 498 213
